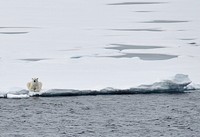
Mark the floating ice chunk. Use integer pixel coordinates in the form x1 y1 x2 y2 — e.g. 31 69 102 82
138 74 191 92
0 94 5 98
171 74 191 85
186 83 200 90
28 89 46 97
6 94 29 99
8 89 29 95
5 89 30 99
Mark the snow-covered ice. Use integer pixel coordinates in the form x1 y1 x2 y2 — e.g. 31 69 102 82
0 74 195 99
0 0 200 93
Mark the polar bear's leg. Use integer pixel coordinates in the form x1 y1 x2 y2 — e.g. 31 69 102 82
34 82 42 92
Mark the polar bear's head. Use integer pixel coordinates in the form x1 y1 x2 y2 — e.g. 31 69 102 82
32 78 39 83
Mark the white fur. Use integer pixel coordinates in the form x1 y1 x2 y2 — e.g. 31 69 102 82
27 78 42 92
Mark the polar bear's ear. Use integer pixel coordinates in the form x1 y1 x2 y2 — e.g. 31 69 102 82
32 78 34 80
36 78 38 80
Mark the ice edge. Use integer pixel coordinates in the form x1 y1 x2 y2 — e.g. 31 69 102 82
1 74 198 99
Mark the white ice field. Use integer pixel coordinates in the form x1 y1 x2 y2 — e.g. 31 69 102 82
0 0 200 96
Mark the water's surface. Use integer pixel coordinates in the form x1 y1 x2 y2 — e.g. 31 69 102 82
19 58 50 62
0 27 38 29
107 2 167 5
109 28 165 32
71 53 178 60
142 20 189 23
1 91 200 137
104 53 178 60
0 32 29 34
106 44 164 51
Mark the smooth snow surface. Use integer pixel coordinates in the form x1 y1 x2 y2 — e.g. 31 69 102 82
0 0 200 93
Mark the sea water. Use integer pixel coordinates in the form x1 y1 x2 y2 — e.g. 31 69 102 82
0 91 200 137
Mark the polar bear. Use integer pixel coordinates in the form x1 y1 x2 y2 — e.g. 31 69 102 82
27 78 42 92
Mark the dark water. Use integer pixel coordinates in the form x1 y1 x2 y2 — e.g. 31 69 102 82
109 28 164 32
71 53 177 60
19 58 50 62
107 2 167 5
0 32 29 34
104 53 177 60
1 91 200 137
142 20 189 23
106 44 164 51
